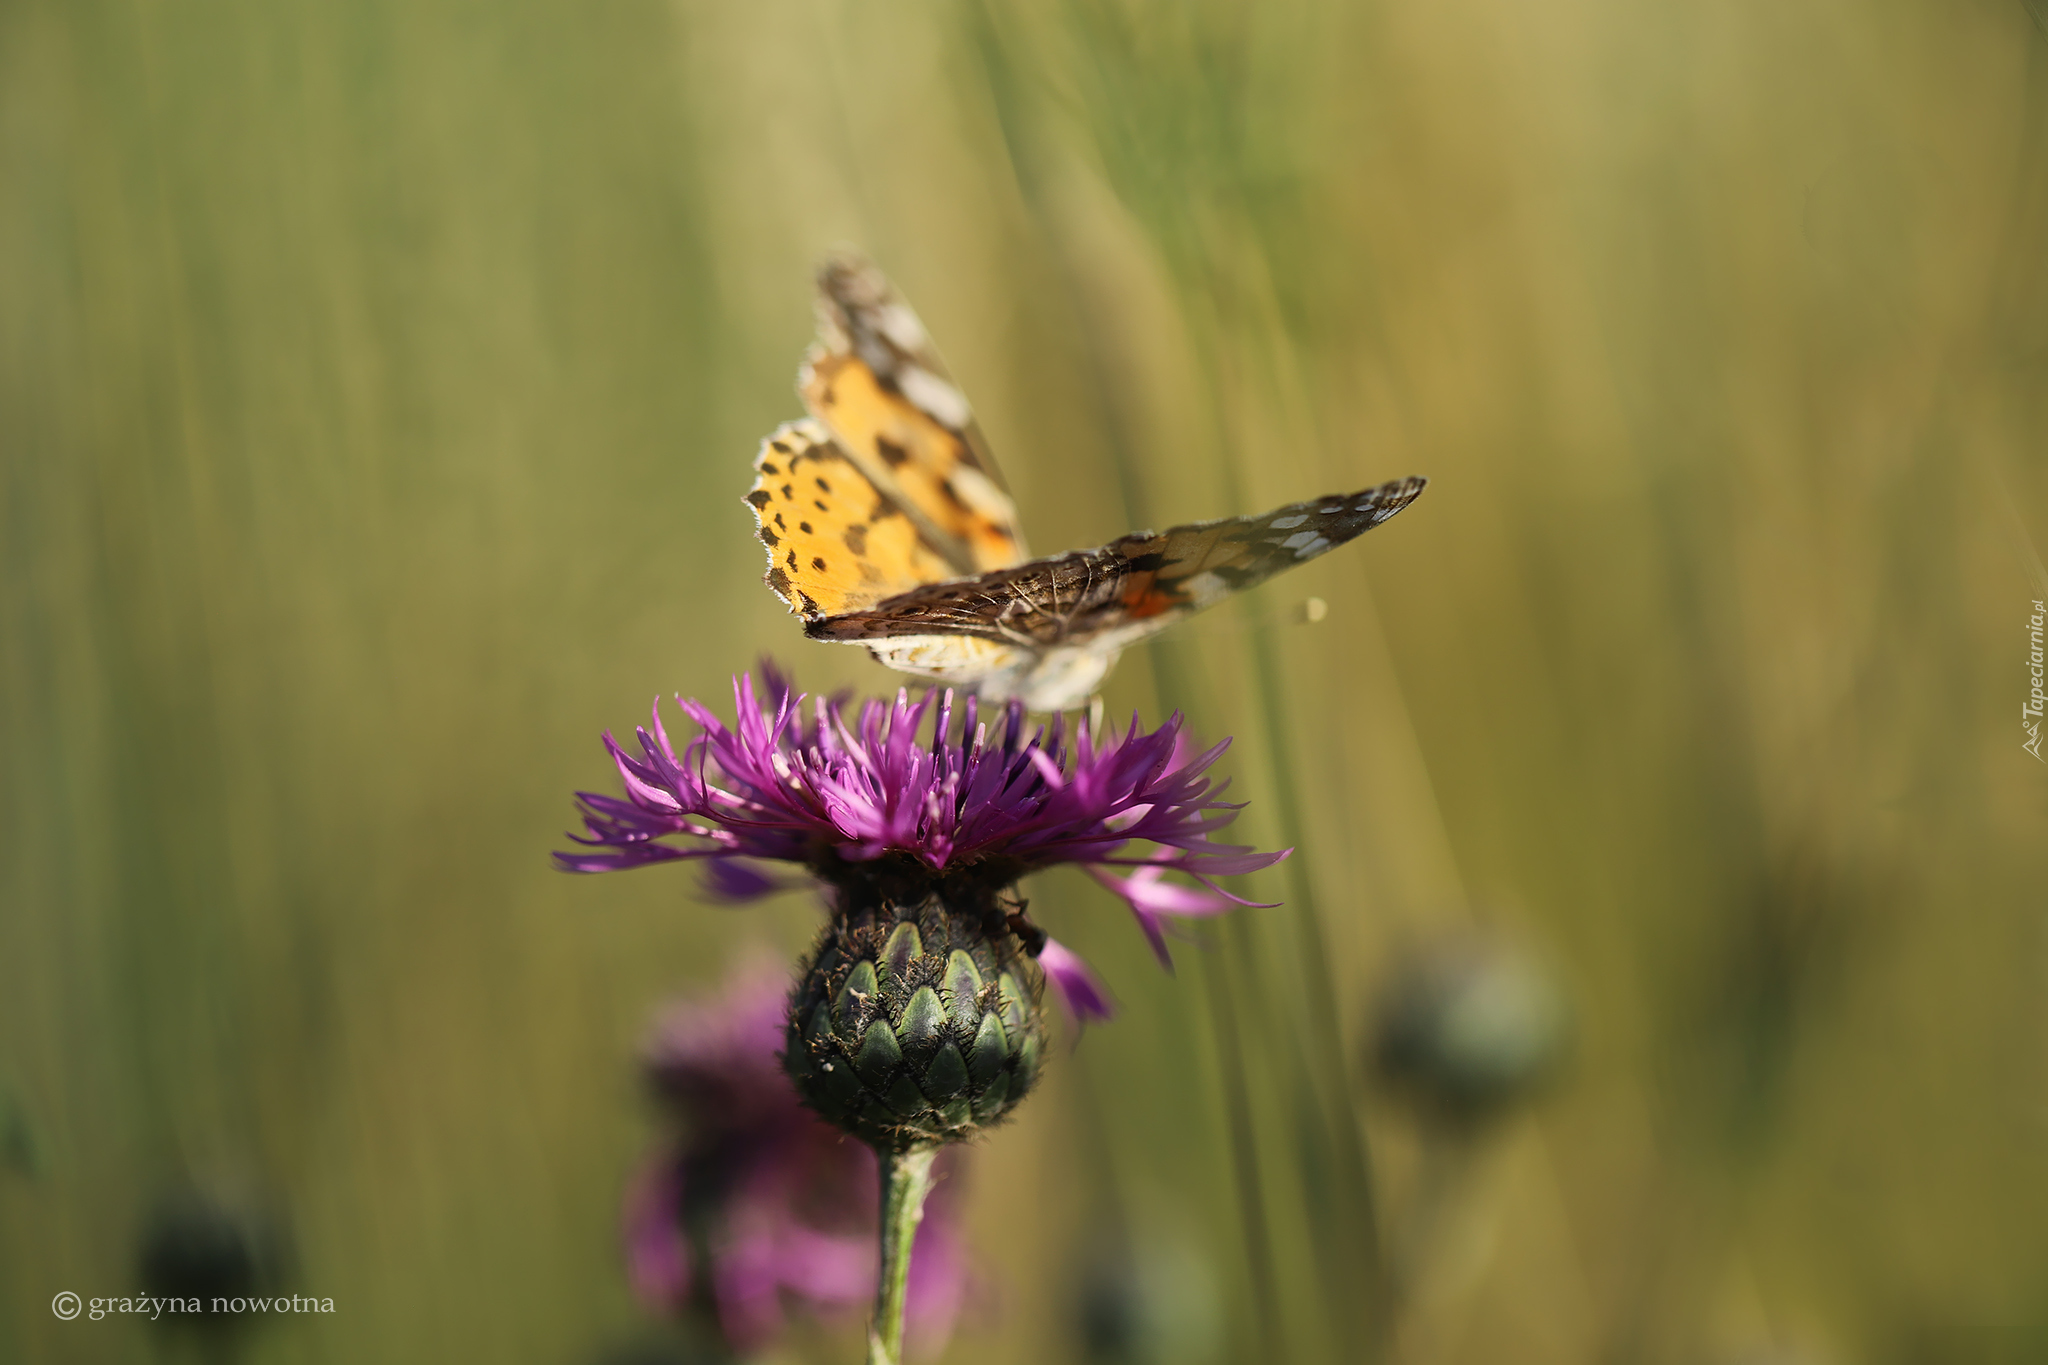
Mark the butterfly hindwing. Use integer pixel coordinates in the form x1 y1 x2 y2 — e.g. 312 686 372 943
807 476 1428 648
800 253 1028 576
746 419 955 619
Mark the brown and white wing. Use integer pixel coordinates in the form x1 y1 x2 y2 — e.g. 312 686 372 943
806 477 1428 648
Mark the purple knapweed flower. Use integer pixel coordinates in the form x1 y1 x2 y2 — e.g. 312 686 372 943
624 966 971 1357
560 668 1286 1151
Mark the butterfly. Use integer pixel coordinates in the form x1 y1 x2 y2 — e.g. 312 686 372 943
745 252 1426 712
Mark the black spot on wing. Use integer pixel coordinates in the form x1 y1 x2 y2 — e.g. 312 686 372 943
774 513 787 531
1120 551 1169 574
746 489 772 509
760 460 782 474
760 527 780 547
876 437 910 467
843 524 868 554
815 476 832 492
811 556 828 572
767 566 792 597
800 521 814 534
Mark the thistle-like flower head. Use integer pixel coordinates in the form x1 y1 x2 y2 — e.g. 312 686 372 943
557 668 1286 990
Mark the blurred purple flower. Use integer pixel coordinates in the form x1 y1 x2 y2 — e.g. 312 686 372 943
557 668 1287 1017
694 857 798 905
624 967 971 1357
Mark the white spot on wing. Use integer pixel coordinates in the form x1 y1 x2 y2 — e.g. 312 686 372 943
1179 570 1230 607
1268 513 1308 529
875 302 930 352
945 464 1014 523
898 365 973 431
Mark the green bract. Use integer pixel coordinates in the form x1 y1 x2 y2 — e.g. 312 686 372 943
784 868 1046 1151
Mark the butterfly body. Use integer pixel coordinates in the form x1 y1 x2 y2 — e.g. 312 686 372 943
746 254 1427 712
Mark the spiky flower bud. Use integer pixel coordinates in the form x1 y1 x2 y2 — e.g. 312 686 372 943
784 865 1045 1150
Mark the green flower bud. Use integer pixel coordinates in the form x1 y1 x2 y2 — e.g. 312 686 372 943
783 863 1048 1150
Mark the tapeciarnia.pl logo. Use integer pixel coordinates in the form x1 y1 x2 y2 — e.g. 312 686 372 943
2026 600 2045 762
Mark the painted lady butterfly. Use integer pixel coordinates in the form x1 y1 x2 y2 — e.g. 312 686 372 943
746 252 1426 711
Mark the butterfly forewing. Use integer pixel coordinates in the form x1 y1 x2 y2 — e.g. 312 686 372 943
799 253 1028 575
806 476 1428 648
811 252 1006 486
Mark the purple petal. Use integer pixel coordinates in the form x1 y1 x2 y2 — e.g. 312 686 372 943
1092 865 1245 917
1038 938 1115 1022
1083 862 1278 968
696 858 792 903
551 844 692 873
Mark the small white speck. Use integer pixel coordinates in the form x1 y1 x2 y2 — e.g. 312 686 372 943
822 1062 835 1072
1302 596 1328 623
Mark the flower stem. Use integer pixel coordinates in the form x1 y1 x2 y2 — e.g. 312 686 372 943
867 1145 938 1365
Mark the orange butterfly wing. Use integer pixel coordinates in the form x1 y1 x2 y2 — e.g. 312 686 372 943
799 252 1028 576
745 419 955 618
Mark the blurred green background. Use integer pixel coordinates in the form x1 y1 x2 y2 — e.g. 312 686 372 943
6 2 2048 1362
